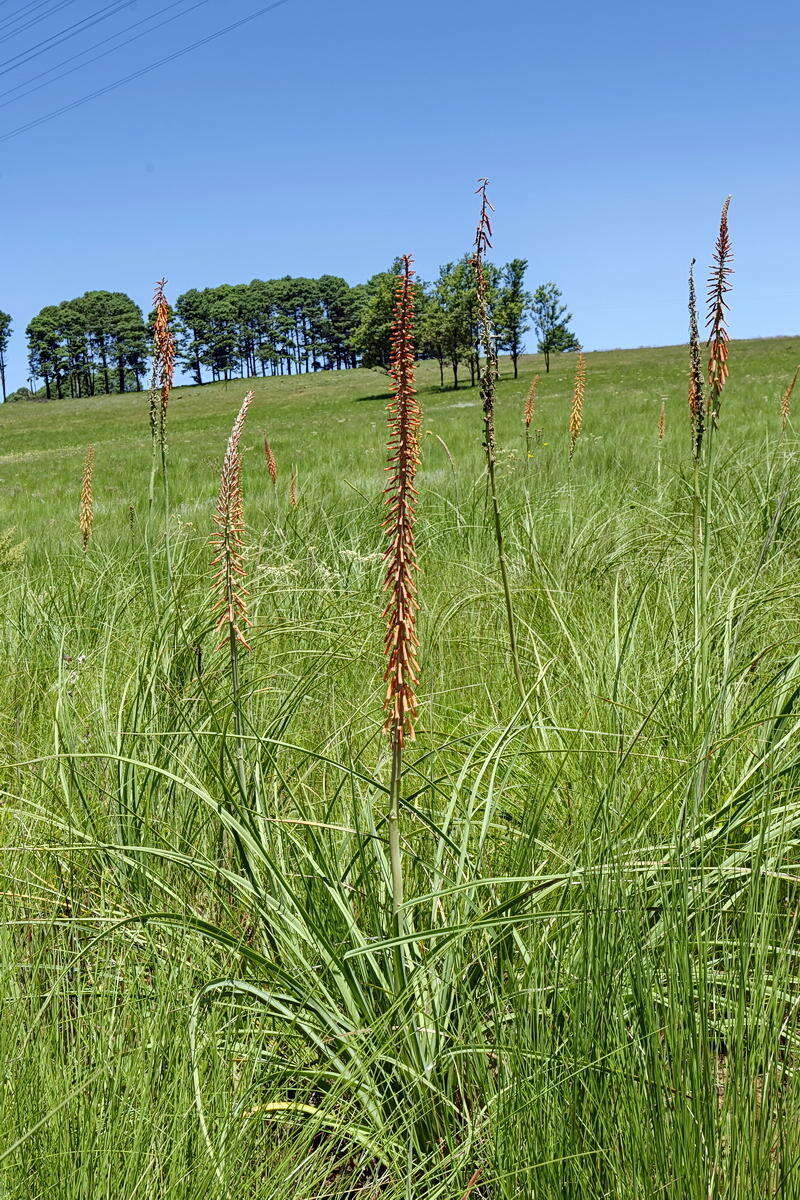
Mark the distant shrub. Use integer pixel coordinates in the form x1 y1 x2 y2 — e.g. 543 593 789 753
4 386 44 403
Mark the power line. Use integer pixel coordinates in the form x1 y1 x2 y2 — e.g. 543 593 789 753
0 0 136 78
0 0 293 142
0 0 58 19
0 0 215 107
0 0 81 40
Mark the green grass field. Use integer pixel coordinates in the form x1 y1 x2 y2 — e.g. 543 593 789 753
2 336 800 1199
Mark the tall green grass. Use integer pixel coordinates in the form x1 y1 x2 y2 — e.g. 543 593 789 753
0 338 799 1197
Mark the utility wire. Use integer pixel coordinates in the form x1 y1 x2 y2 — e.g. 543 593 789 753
0 0 215 106
0 0 65 23
0 0 136 77
0 0 293 143
0 0 81 40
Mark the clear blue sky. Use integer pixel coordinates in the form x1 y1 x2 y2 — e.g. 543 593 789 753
1 0 798 389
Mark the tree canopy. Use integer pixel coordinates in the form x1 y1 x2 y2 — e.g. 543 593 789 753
26 292 147 400
18 260 576 399
531 282 580 372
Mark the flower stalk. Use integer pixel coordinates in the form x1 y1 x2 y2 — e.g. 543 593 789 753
382 255 421 938
524 374 540 469
212 391 254 797
568 352 586 462
79 444 94 552
472 179 528 714
148 279 176 589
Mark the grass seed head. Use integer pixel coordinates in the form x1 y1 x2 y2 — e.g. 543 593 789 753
383 254 421 746
289 466 298 507
211 392 253 650
658 400 666 441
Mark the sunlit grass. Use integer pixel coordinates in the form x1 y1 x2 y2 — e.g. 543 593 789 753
1 336 800 1198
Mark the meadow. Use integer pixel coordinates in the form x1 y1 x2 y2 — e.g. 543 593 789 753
1 330 800 1199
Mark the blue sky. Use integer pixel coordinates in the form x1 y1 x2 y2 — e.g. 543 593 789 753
1 0 798 389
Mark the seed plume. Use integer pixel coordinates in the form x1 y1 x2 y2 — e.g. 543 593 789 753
706 197 733 422
382 254 421 746
264 434 278 484
212 392 253 650
79 444 94 551
688 259 705 458
568 352 586 461
288 466 298 507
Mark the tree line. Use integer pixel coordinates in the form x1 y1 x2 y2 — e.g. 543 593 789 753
3 261 579 401
20 292 148 401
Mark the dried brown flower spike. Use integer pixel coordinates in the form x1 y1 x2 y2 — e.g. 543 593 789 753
382 254 421 928
472 179 528 713
706 197 733 423
383 255 421 749
688 259 705 459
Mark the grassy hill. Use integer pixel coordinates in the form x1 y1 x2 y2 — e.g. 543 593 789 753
1 337 798 550
2 336 800 1198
